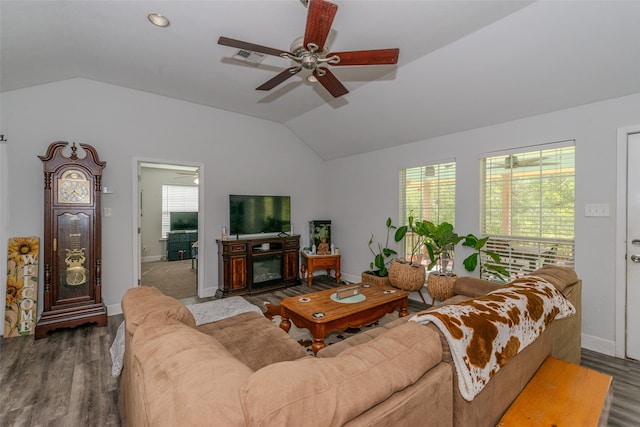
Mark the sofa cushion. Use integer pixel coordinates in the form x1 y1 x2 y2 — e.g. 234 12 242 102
122 286 196 337
196 311 309 371
454 266 578 297
316 316 409 358
240 321 442 427
453 277 503 297
530 265 578 292
133 318 252 427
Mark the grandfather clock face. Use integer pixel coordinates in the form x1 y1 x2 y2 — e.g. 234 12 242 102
57 169 91 204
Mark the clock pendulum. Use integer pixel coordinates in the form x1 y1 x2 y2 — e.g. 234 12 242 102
63 215 88 286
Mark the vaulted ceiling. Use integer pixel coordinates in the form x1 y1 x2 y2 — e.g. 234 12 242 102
2 1 640 160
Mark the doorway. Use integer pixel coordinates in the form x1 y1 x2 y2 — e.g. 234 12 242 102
134 161 203 300
616 126 640 361
625 132 640 360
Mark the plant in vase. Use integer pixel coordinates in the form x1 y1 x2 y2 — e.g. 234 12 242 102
386 214 435 304
461 234 509 282
421 221 465 276
362 217 398 286
410 220 465 305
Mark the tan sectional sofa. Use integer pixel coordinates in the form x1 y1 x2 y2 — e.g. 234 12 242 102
318 265 582 427
119 265 581 427
120 286 452 427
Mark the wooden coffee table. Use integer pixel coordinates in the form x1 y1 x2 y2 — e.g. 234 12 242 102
279 284 409 354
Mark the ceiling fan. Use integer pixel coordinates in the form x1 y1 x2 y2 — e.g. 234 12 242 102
217 0 400 98
503 155 557 169
175 170 199 184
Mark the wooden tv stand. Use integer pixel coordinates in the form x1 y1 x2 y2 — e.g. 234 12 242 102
216 235 301 298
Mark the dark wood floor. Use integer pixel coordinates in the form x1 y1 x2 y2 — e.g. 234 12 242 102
1 280 639 426
582 348 640 426
0 314 123 427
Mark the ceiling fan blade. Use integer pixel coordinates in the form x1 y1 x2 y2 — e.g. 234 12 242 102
303 0 338 51
218 36 291 58
329 48 400 66
256 67 301 91
314 67 348 98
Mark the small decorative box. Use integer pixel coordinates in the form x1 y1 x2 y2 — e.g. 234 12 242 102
336 285 361 299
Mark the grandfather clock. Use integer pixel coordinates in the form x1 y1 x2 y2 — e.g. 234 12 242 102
35 142 107 339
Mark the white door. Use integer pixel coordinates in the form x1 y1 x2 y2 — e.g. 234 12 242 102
626 132 640 360
137 163 142 286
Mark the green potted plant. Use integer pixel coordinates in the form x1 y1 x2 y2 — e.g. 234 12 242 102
362 217 398 286
396 218 472 305
422 221 466 275
461 234 508 281
386 214 435 302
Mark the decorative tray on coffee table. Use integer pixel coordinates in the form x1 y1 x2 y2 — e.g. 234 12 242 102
330 285 366 304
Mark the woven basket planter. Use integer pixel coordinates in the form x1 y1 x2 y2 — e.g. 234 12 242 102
427 273 457 304
361 272 391 287
388 260 426 292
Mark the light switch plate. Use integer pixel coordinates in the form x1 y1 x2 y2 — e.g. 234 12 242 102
585 203 610 217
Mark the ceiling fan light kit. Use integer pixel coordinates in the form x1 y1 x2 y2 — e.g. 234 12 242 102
147 13 170 28
218 0 399 98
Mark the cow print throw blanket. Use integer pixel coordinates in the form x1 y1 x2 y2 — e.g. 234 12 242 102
410 276 575 401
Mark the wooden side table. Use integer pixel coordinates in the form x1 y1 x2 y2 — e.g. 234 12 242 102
300 252 341 287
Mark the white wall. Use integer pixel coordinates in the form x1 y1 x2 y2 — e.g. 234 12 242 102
3 77 639 353
2 78 325 316
140 167 167 261
325 92 640 355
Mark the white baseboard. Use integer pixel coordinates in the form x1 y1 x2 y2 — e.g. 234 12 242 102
107 302 122 316
199 286 217 298
142 255 163 263
581 333 616 356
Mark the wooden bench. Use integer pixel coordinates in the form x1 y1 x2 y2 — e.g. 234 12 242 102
497 356 613 427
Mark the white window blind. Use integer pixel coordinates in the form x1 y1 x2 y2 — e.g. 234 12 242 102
161 185 198 238
399 161 456 261
480 143 575 280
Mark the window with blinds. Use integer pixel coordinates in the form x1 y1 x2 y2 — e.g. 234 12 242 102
480 143 575 280
399 161 456 261
161 185 199 238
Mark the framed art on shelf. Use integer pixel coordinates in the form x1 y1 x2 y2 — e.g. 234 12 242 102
309 220 331 248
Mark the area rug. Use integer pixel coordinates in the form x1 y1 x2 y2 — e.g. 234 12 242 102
241 275 428 355
269 312 400 356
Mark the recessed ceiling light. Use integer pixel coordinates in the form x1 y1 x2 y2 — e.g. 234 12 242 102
148 13 170 28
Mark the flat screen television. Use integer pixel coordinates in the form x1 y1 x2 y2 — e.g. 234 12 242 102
170 211 198 231
229 195 291 235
